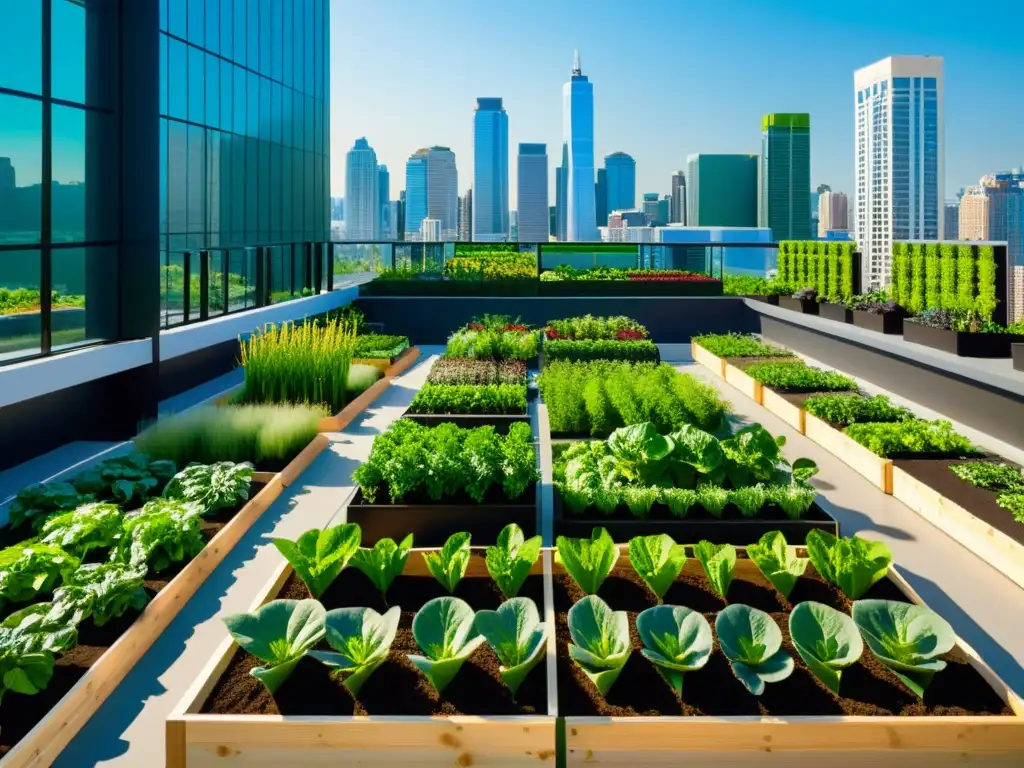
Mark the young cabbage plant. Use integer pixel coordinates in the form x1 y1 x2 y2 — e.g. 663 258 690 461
113 498 205 572
636 605 712 693
852 599 955 698
789 601 863 693
746 531 808 599
485 523 542 600
806 530 892 600
408 596 485 692
222 599 326 693
567 595 631 696
272 523 362 599
628 534 686 601
555 528 619 595
350 533 413 601
692 540 736 599
474 597 547 696
307 605 401 697
422 532 472 593
715 604 794 695
163 461 254 513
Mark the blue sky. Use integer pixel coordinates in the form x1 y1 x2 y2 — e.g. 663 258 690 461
330 0 1024 208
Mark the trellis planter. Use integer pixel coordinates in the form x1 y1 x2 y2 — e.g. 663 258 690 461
1012 343 1023 372
851 309 905 335
817 302 853 324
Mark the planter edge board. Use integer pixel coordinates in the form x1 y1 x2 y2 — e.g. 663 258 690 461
804 414 893 494
761 388 806 434
318 346 421 432
691 342 726 378
723 363 764 405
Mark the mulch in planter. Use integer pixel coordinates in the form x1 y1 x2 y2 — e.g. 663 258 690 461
203 556 548 717
555 562 1010 718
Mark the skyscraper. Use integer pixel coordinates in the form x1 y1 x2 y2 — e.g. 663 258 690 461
556 143 568 241
472 98 509 241
642 193 660 225
458 190 473 241
378 165 391 239
686 154 759 227
404 152 428 237
517 144 549 243
855 56 944 288
818 191 850 237
344 138 379 240
605 152 636 212
563 51 599 241
959 172 1024 268
404 147 458 239
944 202 959 240
595 168 608 228
759 114 811 241
671 172 687 224
658 196 671 227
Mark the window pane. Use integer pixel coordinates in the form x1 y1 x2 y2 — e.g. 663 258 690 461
52 0 85 104
247 0 259 74
51 246 116 350
220 0 233 60
168 37 188 119
159 33 168 115
206 0 220 54
168 0 187 38
188 0 204 48
0 94 43 245
52 104 117 243
188 45 205 123
187 124 206 235
167 120 188 234
0 0 42 95
206 53 220 130
0 250 42 362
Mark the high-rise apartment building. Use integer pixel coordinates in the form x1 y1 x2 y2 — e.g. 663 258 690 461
472 98 509 241
563 51 599 241
671 172 687 224
343 138 379 240
641 193 660 226
458 190 473 241
517 144 549 243
818 191 850 238
605 152 636 213
404 147 458 239
959 171 1024 269
944 202 959 240
595 168 608 228
855 56 944 289
686 154 759 228
759 114 812 241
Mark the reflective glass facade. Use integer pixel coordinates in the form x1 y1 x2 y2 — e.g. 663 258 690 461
472 98 509 241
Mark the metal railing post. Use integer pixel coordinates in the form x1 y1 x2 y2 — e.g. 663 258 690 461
313 243 323 293
182 250 192 323
222 249 231 313
254 247 265 308
199 250 210 321
327 243 335 291
264 247 273 305
304 242 313 294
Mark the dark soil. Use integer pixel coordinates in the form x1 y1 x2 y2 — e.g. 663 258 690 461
202 555 548 716
0 482 265 755
555 562 1011 718
894 458 1024 546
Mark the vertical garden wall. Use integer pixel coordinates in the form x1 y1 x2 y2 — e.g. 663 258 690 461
776 241 861 304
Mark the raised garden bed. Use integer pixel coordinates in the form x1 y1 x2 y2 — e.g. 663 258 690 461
852 308 905 335
761 389 809 433
818 301 853 324
402 413 530 434
538 280 723 297
166 551 557 767
903 322 1018 359
318 346 421 431
778 296 819 315
723 362 763 404
804 413 893 493
1013 343 1023 372
690 342 725 378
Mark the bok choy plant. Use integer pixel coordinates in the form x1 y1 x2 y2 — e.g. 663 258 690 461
408 597 485 692
555 528 619 595
746 531 808 599
806 530 892 600
272 523 362 598
474 597 547 696
422 532 472 593
567 595 631 696
715 604 794 695
485 523 542 600
628 534 686 601
636 605 712 693
350 533 413 600
789 601 863 693
308 606 401 696
692 541 736 599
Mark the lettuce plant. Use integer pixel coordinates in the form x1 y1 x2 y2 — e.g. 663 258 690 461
628 534 686 601
636 604 712 693
567 595 631 696
767 483 817 520
71 452 177 506
806 530 892 600
485 524 541 600
39 503 123 559
746 531 807 599
474 597 547 696
0 543 80 606
729 485 766 518
621 486 659 518
852 599 955 697
423 532 472 593
113 498 205 573
222 599 326 693
52 562 149 627
408 597 485 692
8 481 92 531
789 601 863 693
696 485 729 517
555 528 619 595
715 604 794 695
0 601 82 702
163 461 254 513
350 534 413 600
308 606 400 696
273 524 362 598
661 488 698 518
606 422 675 485
693 541 735 598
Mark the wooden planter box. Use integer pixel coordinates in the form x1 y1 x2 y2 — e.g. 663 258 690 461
777 296 819 315
1013 343 1024 372
166 551 558 767
1 435 331 768
318 347 421 431
817 301 853 324
903 322 1016 359
402 413 530 434
690 342 725 377
804 413 893 493
723 363 763 404
851 309 905 335
353 341 410 371
891 467 1024 591
761 389 806 433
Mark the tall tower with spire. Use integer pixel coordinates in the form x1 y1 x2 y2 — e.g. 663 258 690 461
562 50 598 241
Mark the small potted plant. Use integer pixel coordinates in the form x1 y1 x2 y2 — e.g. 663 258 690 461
779 287 819 315
904 308 1022 358
847 292 906 335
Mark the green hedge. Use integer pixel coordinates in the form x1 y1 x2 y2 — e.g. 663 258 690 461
777 240 857 303
889 242 999 321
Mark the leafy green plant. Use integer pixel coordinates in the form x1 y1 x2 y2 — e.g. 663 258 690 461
426 358 528 386
789 601 863 693
628 534 686 601
949 462 1024 522
693 541 735 598
567 595 631 696
746 531 808 598
222 599 326 693
804 393 914 426
844 420 976 458
408 596 486 692
691 334 790 358
744 362 856 393
924 244 941 311
715 604 794 695
0 543 80 607
38 502 123 559
729 485 767 518
7 482 93 532
975 246 998 321
307 605 400 696
826 243 841 303
163 462 254 514
423 532 472 593
70 452 177 506
51 562 149 627
909 243 925 314
350 534 413 600
273 524 362 598
956 245 976 314
852 599 955 697
767 483 818 520
474 597 547 696
353 333 409 358
661 488 698 517
939 243 957 310
635 604 711 693
805 530 892 600
444 327 538 361
113 498 205 572
696 484 729 517
0 598 84 703
408 383 527 415
544 338 659 363
486 524 541 600
556 528 619 595
545 315 648 340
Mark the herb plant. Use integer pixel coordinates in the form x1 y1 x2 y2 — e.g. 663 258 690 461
693 541 736 598
746 531 808 599
485 524 542 600
426 358 528 386
789 601 863 693
0 543 80 606
661 488 698 517
113 498 205 572
422 532 471 593
273 524 362 599
843 420 975 458
474 597 547 696
555 528 619 595
444 327 538 361
350 534 413 600
768 483 818 519
628 534 686 601
567 595 631 696
408 597 486 692
804 393 914 426
729 485 767 518
543 338 659 363
545 315 648 340
407 383 527 415
635 605 712 693
805 530 892 600
691 333 791 358
307 605 401 696
163 462 254 513
743 362 857 393
39 503 123 559
949 462 1024 522
716 604 794 695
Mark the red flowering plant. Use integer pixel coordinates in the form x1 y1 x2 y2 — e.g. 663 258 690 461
468 323 486 331
502 323 529 332
625 270 718 282
615 329 646 341
545 328 564 340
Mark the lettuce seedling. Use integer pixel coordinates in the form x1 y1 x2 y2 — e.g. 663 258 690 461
660 488 697 518
163 461 254 513
715 604 794 695
693 541 736 599
567 595 631 696
746 531 808 599
474 597 547 696
222 599 326 693
628 534 686 601
273 523 362 599
621 487 659 518
729 485 767 518
789 601 863 693
636 605 712 693
0 543 80 607
308 605 401 696
696 485 729 517
806 530 892 600
350 533 413 600
40 503 123 559
422 532 472 593
852 599 955 698
408 596 485 692
768 483 817 520
52 562 150 627
486 524 541 600
555 527 619 595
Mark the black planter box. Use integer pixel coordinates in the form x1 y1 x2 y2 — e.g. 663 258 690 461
851 309 904 335
347 484 538 547
401 413 530 434
903 321 1017 358
553 489 838 544
538 280 723 297
745 294 780 305
1014 344 1024 372
817 302 852 324
538 345 660 369
777 296 820 315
